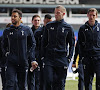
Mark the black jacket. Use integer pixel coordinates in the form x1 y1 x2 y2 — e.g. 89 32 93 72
78 20 100 57
41 19 75 67
2 24 36 68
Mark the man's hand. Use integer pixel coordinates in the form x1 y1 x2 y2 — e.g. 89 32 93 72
31 61 38 69
72 64 76 68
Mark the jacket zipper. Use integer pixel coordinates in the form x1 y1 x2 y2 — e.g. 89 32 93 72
17 29 20 66
86 24 98 47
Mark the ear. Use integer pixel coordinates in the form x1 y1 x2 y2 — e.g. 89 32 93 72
20 17 22 20
63 13 65 15
96 14 98 18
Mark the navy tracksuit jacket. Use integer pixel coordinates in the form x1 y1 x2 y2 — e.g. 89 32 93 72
42 19 75 67
41 19 75 90
78 20 100 90
2 23 36 90
78 20 100 57
2 24 36 68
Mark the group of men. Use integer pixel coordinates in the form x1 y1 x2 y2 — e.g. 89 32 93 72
0 4 100 90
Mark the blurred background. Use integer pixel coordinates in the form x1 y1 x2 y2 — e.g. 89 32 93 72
0 0 100 39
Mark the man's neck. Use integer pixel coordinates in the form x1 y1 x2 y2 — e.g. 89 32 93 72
35 26 39 29
88 21 95 26
13 22 21 27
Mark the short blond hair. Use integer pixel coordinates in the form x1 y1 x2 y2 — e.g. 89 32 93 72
87 8 98 15
55 5 66 13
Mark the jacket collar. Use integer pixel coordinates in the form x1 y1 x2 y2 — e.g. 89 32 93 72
85 20 98 27
55 19 64 23
10 23 23 30
31 25 36 30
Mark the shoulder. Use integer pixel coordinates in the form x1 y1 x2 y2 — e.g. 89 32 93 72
60 20 72 28
35 27 42 32
78 24 87 35
21 24 31 30
34 27 43 36
3 27 10 34
79 24 86 31
48 20 56 24
80 24 86 29
63 22 74 32
97 23 100 26
46 20 56 26
21 25 33 34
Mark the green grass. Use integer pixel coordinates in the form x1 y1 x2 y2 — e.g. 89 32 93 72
65 77 96 90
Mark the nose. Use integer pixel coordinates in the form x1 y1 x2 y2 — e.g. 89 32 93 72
90 15 94 18
11 16 15 19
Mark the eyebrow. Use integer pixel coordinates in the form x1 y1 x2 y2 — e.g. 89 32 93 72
34 20 40 21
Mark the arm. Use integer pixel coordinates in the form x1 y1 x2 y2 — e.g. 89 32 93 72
2 29 9 56
73 41 79 64
67 27 75 62
41 26 48 57
72 41 79 67
27 27 38 69
78 27 86 57
34 30 41 54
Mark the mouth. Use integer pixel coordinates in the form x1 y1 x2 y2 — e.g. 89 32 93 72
12 20 15 22
89 19 93 21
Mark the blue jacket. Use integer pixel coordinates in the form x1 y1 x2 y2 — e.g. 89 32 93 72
78 20 100 57
2 24 36 68
41 19 75 67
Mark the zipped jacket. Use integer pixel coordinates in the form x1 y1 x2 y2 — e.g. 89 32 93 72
41 19 75 67
2 24 36 67
78 20 100 57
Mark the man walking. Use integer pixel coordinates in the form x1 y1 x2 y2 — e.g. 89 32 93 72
78 8 100 90
41 5 75 90
2 9 38 90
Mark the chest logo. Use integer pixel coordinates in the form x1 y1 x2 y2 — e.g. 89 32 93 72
85 29 88 31
62 27 65 33
41 35 43 37
9 32 13 35
21 30 24 36
50 27 54 30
